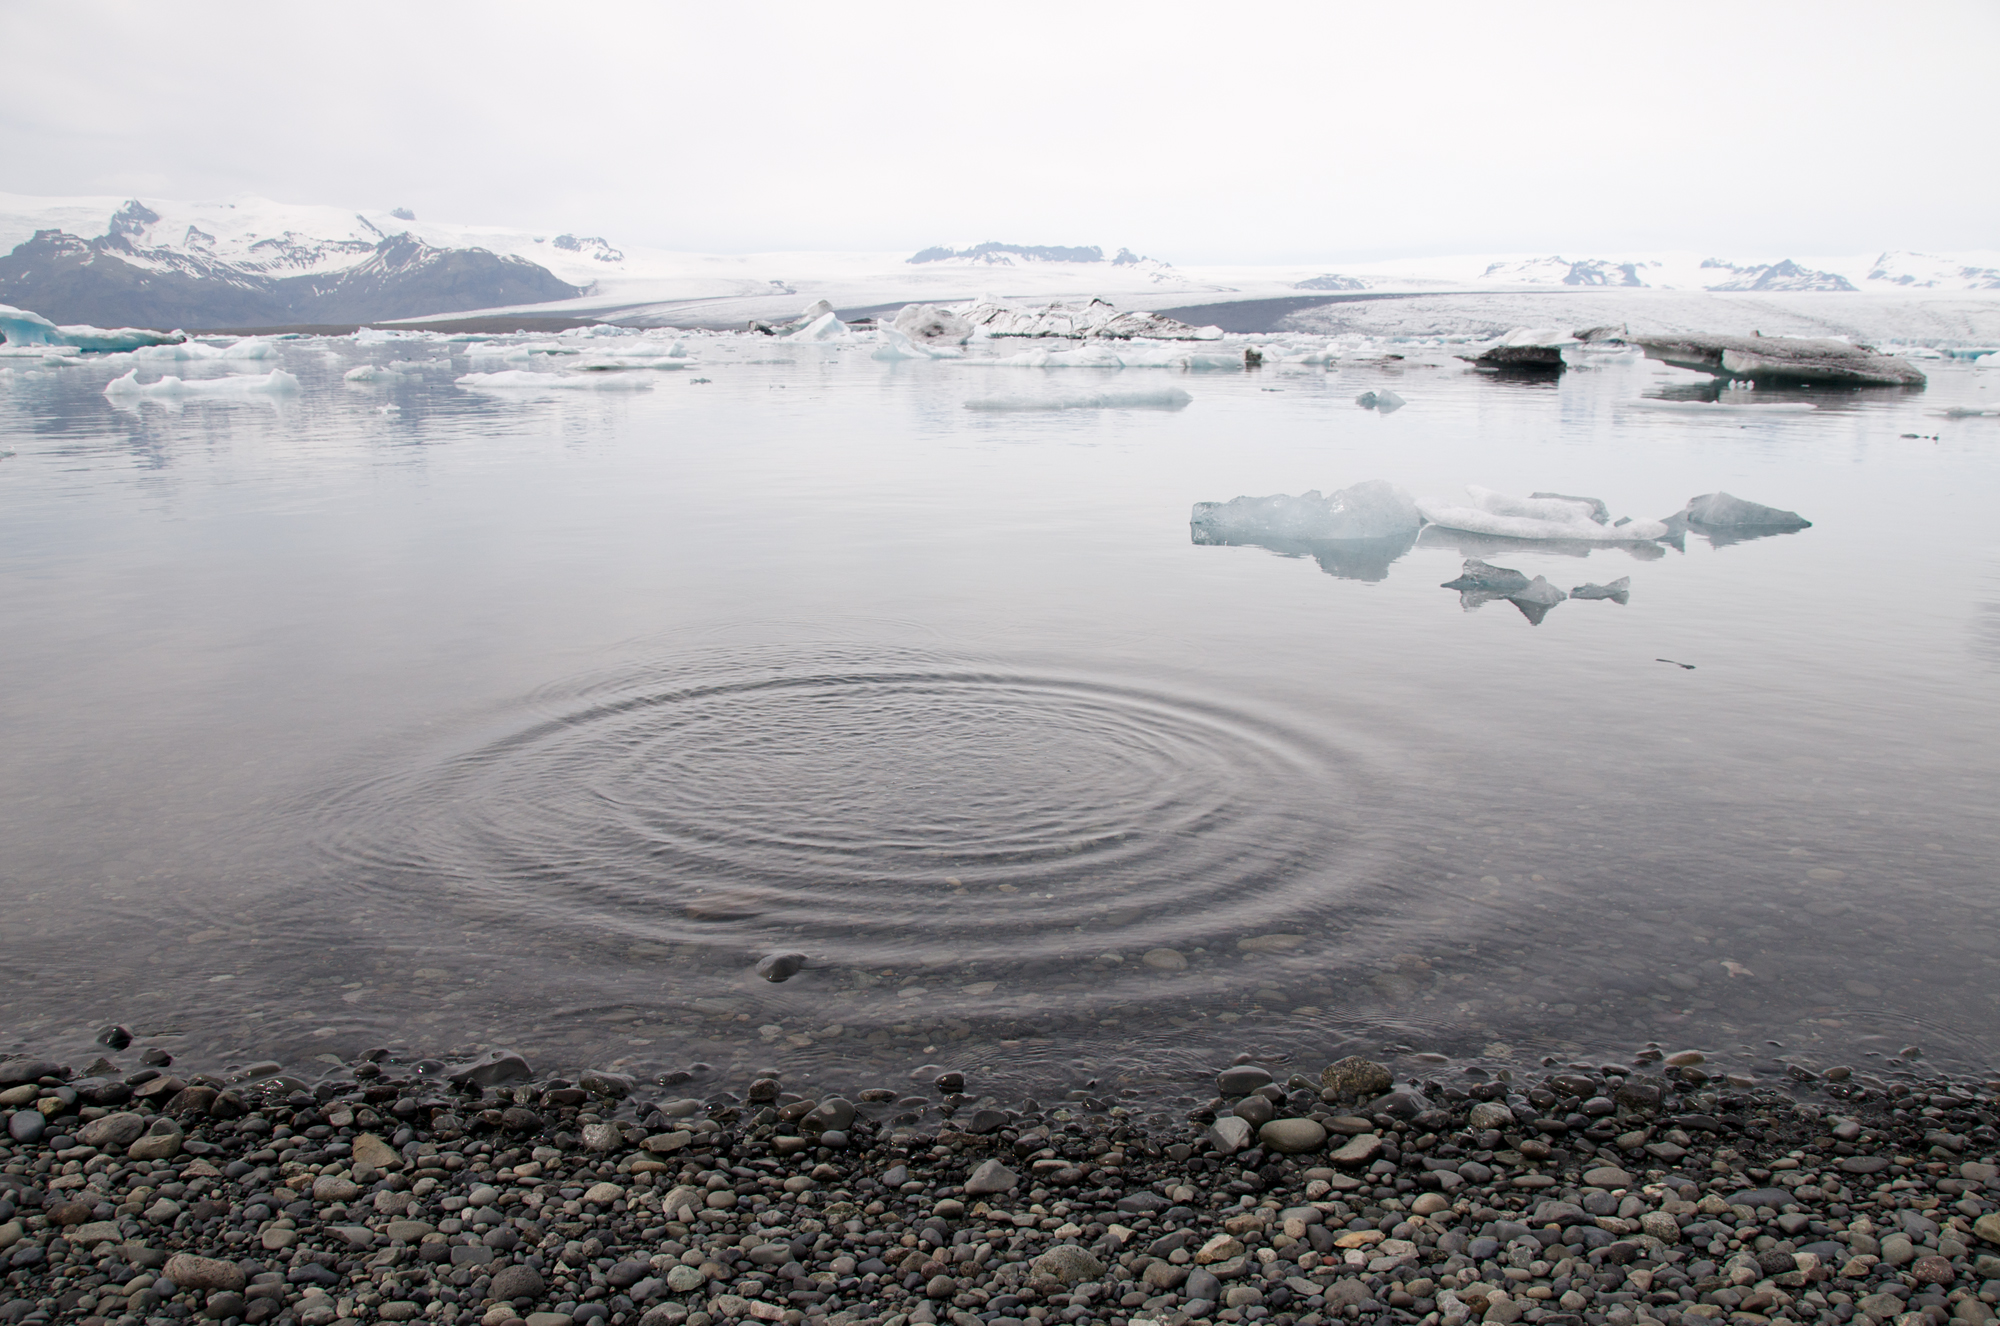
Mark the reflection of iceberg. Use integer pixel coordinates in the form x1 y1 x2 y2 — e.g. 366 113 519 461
1416 524 1672 562
1419 486 1670 542
1626 398 1815 414
985 343 1248 369
454 370 653 391
1440 558 1568 624
1666 491 1812 547
104 369 300 399
1189 482 1421 583
966 387 1191 411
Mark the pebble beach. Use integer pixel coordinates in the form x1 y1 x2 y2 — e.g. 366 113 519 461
3 1044 1998 1326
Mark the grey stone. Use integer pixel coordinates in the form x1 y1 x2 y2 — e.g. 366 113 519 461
1032 1246 1104 1285
490 1264 546 1302
1216 1066 1273 1097
1328 1134 1383 1168
7 1110 44 1144
804 1098 856 1133
1209 1116 1253 1155
1185 1269 1222 1302
0 1059 62 1087
963 1159 1017 1196
1232 1095 1274 1127
1468 1101 1515 1131
165 1253 246 1292
128 1117 182 1160
79 1111 146 1149
446 1050 532 1088
755 952 808 983
1258 1118 1326 1154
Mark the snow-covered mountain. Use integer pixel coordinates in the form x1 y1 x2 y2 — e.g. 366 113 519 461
0 191 1996 332
0 195 583 328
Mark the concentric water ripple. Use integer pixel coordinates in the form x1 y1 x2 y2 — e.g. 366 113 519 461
312 648 1384 966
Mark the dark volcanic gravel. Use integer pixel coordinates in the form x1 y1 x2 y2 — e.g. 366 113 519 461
2 1047 1997 1326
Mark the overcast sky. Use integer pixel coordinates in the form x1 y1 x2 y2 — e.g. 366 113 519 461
4 0 1995 263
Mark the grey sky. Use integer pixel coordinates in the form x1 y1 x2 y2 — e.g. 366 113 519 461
4 0 1995 263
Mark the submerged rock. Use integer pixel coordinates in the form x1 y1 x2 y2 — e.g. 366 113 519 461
1632 333 1926 386
755 951 808 982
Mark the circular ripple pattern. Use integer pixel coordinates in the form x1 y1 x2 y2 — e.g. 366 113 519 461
315 650 1379 964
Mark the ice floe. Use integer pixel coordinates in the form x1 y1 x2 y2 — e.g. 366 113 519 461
454 370 654 391
963 387 1192 411
1190 481 1421 544
784 310 852 342
872 324 963 361
103 369 301 399
1419 487 1670 543
133 339 278 361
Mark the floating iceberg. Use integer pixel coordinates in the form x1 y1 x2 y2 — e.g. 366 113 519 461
1571 577 1632 603
1625 398 1815 414
1675 492 1811 531
454 370 653 391
961 297 1222 341
104 369 301 399
343 362 443 381
1631 333 1925 386
133 339 277 361
872 324 963 361
1191 481 1421 544
1 303 186 353
1463 327 1576 373
1419 487 1670 543
785 310 851 342
1355 390 1406 412
964 387 1192 411
892 304 973 345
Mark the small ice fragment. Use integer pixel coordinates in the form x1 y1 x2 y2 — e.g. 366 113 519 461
1571 577 1631 602
1512 575 1565 608
1355 389 1406 412
1440 558 1530 593
785 310 851 342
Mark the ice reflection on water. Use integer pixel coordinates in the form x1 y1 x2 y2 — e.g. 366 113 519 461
1 334 1997 1107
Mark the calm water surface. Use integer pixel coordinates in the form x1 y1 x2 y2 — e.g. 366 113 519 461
2 335 1997 1111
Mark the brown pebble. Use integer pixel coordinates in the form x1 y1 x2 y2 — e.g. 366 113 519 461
1911 1256 1956 1286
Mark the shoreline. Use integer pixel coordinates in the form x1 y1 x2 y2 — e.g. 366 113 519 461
3 1047 1997 1326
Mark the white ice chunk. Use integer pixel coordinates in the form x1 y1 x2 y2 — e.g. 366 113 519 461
1418 486 1670 542
134 339 279 361
1190 481 1421 543
343 362 440 381
104 369 301 399
964 387 1192 411
453 370 653 391
784 311 851 342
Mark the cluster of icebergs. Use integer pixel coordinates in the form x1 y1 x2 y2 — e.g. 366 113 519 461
1191 480 1813 619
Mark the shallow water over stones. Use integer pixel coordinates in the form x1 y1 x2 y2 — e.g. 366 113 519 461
1 335 1997 1100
